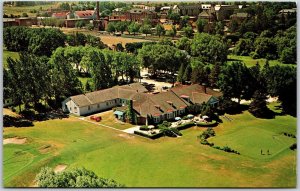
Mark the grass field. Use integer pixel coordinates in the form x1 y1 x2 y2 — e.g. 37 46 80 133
3 101 296 188
3 50 19 68
3 3 58 17
228 54 296 68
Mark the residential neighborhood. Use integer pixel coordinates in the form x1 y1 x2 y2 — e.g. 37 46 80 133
2 1 297 189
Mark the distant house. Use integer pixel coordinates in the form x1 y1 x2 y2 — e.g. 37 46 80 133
230 12 249 24
172 4 202 16
214 4 237 21
124 9 157 23
62 83 222 124
52 12 69 19
73 10 96 19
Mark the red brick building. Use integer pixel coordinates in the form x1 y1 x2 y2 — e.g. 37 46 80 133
124 9 157 23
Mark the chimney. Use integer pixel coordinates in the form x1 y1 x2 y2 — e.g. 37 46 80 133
96 2 100 20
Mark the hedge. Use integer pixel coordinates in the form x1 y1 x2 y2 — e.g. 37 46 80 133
176 122 195 131
134 130 163 139
196 120 218 127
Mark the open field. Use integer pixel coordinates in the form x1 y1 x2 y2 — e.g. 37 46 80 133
3 101 296 188
32 26 151 45
3 50 19 68
228 54 296 68
3 3 59 17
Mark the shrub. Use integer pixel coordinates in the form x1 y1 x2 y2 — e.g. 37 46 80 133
176 122 194 130
182 116 188 120
196 120 217 127
171 128 182 136
36 167 124 187
290 143 297 150
134 130 163 139
139 126 150 131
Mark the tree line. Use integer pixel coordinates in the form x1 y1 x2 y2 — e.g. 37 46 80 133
3 27 106 57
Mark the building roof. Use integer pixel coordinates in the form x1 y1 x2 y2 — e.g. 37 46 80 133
67 83 222 117
70 83 147 107
74 10 95 18
177 5 202 10
52 12 69 17
231 12 249 18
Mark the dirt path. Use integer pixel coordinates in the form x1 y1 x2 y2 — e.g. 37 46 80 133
54 164 67 173
3 137 27 145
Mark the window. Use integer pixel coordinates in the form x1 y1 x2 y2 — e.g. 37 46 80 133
88 106 91 110
106 102 108 106
97 104 100 108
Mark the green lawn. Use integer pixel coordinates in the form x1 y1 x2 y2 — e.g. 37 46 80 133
3 102 296 187
3 50 20 68
3 3 58 17
228 54 296 68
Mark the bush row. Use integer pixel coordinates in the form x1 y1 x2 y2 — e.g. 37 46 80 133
134 130 163 139
212 145 240 155
283 132 296 138
198 128 240 155
196 120 218 127
176 122 195 131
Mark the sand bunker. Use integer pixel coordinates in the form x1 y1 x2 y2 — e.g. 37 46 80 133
54 164 67 173
3 137 27 145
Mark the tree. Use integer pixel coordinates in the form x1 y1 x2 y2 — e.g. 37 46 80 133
86 34 106 49
229 19 239 33
177 62 186 83
176 37 191 53
167 12 180 24
155 24 165 37
128 22 140 36
126 100 136 124
66 32 87 46
209 62 221 88
180 15 189 29
190 33 228 63
182 25 194 38
22 12 28 17
138 44 188 83
249 90 273 118
28 28 66 57
214 21 224 35
107 22 116 33
139 24 151 36
115 21 128 34
50 47 83 101
263 65 296 116
88 49 115 90
234 38 254 56
182 63 192 82
6 53 50 109
190 58 211 85
196 18 207 33
253 37 277 59
85 80 92 92
35 167 124 188
87 23 94 31
75 20 86 28
218 62 252 103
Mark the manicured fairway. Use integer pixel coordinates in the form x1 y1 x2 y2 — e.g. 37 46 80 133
228 54 295 68
3 102 296 187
